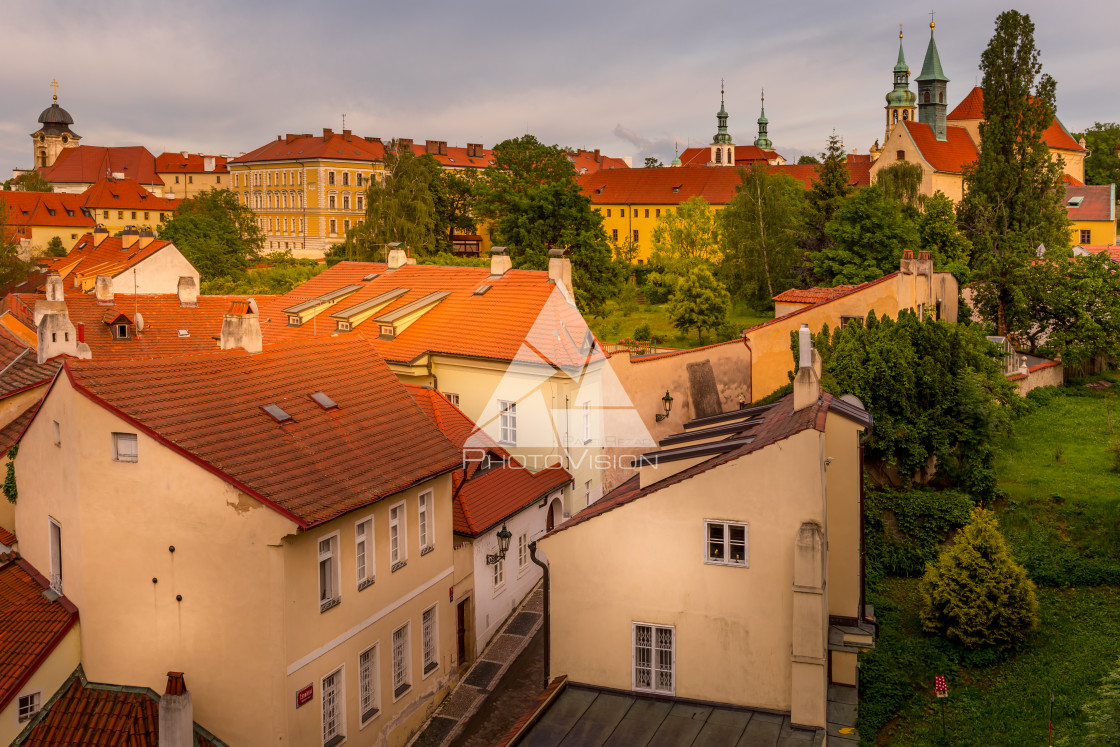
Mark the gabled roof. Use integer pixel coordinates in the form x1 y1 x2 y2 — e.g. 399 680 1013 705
746 272 900 333
0 331 60 398
230 131 498 170
946 86 1087 152
1065 184 1115 222
154 152 229 174
772 285 859 305
947 86 984 120
899 120 979 173
259 262 603 370
43 233 175 282
79 178 178 212
62 337 463 527
0 557 79 715
0 402 40 456
676 145 781 168
0 192 94 230
566 149 629 174
38 145 162 187
1074 245 1120 262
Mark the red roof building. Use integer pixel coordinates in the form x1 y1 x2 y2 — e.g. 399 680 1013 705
37 146 162 193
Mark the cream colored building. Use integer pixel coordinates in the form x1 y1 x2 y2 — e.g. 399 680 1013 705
156 152 230 200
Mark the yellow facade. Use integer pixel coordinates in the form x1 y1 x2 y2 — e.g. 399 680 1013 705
87 206 173 234
0 626 80 746
159 171 226 200
1071 218 1117 246
594 203 706 263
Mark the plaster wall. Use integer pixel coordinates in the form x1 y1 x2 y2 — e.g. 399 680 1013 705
109 244 199 296
824 412 865 621
1071 219 1117 246
0 625 80 746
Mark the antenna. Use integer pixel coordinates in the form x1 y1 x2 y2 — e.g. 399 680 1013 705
342 113 346 130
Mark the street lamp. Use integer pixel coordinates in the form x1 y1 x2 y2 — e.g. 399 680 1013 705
487 523 513 565
655 390 674 422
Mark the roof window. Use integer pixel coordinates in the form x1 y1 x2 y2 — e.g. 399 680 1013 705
474 285 491 296
262 404 293 423
310 392 338 410
672 185 682 193
362 273 378 282
177 329 189 337
1067 196 1084 207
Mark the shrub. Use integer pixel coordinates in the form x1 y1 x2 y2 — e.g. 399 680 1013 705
1082 657 1120 746
919 507 1039 648
633 323 652 341
864 488 974 587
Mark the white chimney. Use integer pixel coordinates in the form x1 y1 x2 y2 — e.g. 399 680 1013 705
203 156 215 172
220 298 262 354
798 324 812 369
45 274 65 303
548 247 574 298
158 672 194 747
111 171 125 180
793 323 821 412
490 246 512 277
95 275 114 304
34 281 92 364
387 245 408 270
178 276 198 307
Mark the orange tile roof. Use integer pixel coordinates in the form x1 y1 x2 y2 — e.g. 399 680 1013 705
258 262 603 370
0 332 60 397
0 526 13 546
900 120 980 174
677 145 781 168
17 667 224 746
1075 245 1120 262
63 336 463 527
0 192 95 230
947 86 1086 152
0 558 78 714
566 149 629 174
43 233 174 282
230 131 498 170
0 402 40 457
38 145 163 187
947 86 985 120
79 178 178 213
772 285 858 305
154 152 229 174
1065 185 1115 222
745 273 900 334
405 386 571 536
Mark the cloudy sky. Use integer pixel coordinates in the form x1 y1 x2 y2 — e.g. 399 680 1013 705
3 0 1115 174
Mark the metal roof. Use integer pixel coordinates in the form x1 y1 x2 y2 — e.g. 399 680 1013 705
281 285 362 315
329 288 408 320
374 291 449 324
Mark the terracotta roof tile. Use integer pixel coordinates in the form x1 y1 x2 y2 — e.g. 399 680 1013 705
0 403 41 458
64 336 463 527
745 273 900 333
154 153 229 174
0 526 13 546
772 285 858 305
1 192 95 231
0 558 78 714
1075 245 1120 262
79 178 178 213
677 145 781 168
0 333 60 397
947 86 1086 152
230 132 497 170
566 149 629 174
42 233 176 284
901 120 980 173
38 145 163 187
1065 185 1115 222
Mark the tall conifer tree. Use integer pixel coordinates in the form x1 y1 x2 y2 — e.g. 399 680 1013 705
801 133 851 281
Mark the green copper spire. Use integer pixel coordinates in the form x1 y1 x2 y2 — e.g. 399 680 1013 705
754 89 772 149
915 20 950 141
671 142 681 167
915 21 948 83
894 25 909 73
713 80 733 145
887 26 917 108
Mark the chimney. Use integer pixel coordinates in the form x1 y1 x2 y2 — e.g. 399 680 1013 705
899 248 915 275
594 149 601 162
793 324 822 412
34 279 92 364
95 275 114 303
220 298 262 354
111 171 125 180
203 156 215 172
387 245 409 270
915 249 933 277
180 151 188 158
286 133 300 145
426 140 438 155
45 273 64 303
323 128 334 141
467 143 482 158
121 228 139 250
490 246 512 277
342 130 352 142
92 226 110 247
178 276 198 307
158 672 194 747
76 322 84 343
548 247 574 298
138 230 155 249
397 138 413 152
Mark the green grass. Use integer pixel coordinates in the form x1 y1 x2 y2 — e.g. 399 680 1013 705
588 300 770 350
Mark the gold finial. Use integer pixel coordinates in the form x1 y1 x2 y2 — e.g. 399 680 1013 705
761 87 765 104
929 10 935 28
50 78 59 102
899 23 903 39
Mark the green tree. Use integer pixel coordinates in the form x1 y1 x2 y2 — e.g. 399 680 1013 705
813 184 918 285
1020 252 1120 367
612 238 640 264
1077 122 1120 186
917 191 972 272
719 165 807 303
800 133 852 273
158 188 264 279
875 161 924 209
644 157 664 168
666 265 731 342
797 155 820 165
44 236 68 257
201 253 323 295
1082 658 1120 746
433 168 478 251
958 10 1070 335
919 507 1039 649
0 198 33 287
649 196 720 273
7 171 53 192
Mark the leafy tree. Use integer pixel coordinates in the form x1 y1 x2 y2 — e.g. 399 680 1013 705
917 191 972 273
644 157 664 168
666 265 731 342
800 132 851 273
433 168 479 251
919 507 1039 649
0 198 32 287
797 155 820 165
7 171 53 192
44 236 68 257
1077 122 1120 186
158 188 264 279
201 253 323 295
612 237 640 264
1081 657 1120 746
813 184 918 285
719 165 807 303
649 196 720 273
958 10 1070 335
875 161 924 209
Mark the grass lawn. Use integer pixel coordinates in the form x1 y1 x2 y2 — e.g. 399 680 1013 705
588 299 771 350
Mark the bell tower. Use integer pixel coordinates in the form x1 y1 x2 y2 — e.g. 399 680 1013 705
710 81 735 167
754 90 773 149
31 80 80 169
915 19 949 141
885 26 918 143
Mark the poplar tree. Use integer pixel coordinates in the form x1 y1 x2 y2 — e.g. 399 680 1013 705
800 132 851 277
958 10 1070 336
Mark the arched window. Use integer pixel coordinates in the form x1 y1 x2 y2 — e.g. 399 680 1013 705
893 111 899 124
924 91 930 103
715 148 722 164
938 92 944 103
903 110 909 121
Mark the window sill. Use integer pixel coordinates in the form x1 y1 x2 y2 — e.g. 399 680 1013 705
391 560 407 573
393 683 411 701
703 558 749 568
358 577 375 592
320 597 341 613
420 545 434 557
360 708 380 726
423 661 439 678
324 735 345 747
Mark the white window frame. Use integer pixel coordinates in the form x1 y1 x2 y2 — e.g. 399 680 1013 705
389 501 407 572
492 555 505 592
585 480 592 507
391 622 412 701
318 532 341 612
421 604 439 678
17 689 42 723
418 491 433 556
358 643 380 726
355 516 374 591
633 622 675 695
517 532 529 573
112 432 138 462
498 400 517 445
704 520 749 567
443 392 459 406
321 665 345 746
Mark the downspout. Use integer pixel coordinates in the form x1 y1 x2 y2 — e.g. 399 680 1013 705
528 540 550 689
427 354 438 390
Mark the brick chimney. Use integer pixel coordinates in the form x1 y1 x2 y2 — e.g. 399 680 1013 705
178 276 198 307
397 138 413 152
793 324 821 412
138 230 155 249
220 299 262 354
92 226 110 247
121 228 139 250
323 128 334 141
548 247 574 297
490 246 512 277
342 129 352 142
467 143 483 158
158 672 193 747
899 248 915 275
95 275 114 304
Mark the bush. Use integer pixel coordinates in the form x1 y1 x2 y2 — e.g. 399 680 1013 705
919 507 1040 649
634 323 652 341
1082 657 1120 746
864 488 974 588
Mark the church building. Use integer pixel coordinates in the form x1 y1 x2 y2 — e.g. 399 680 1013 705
30 83 80 170
674 86 786 168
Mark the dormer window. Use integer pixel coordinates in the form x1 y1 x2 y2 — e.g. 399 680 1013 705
288 315 302 326
379 325 396 338
114 323 131 340
337 320 351 332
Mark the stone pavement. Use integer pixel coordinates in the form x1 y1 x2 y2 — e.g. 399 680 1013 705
407 583 544 747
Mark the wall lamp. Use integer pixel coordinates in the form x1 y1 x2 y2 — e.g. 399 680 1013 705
486 523 513 565
655 390 674 422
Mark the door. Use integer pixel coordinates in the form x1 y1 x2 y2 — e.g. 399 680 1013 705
457 598 471 672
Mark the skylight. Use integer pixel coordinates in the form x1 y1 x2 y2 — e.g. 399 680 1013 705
310 392 337 410
1067 196 1084 207
262 404 293 423
362 273 378 282
474 285 491 296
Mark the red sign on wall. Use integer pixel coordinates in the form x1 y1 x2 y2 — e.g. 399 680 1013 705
296 683 313 708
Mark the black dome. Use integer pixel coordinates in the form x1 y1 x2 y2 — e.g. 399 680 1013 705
37 103 74 126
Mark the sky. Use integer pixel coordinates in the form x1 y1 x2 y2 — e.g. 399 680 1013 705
3 0 1117 175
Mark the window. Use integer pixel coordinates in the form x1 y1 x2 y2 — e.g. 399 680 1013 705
840 315 864 329
705 520 748 566
620 209 626 217
656 209 661 217
893 110 899 124
1080 229 1092 243
418 491 433 555
356 195 364 210
48 518 62 594
329 195 336 209
342 194 350 210
103 210 109 219
175 176 180 184
443 392 459 406
118 211 123 219
113 432 138 462
321 667 344 746
715 148 722 164
633 229 639 243
896 150 906 161
131 211 136 219
288 315 302 327
422 605 439 676
644 209 649 218
359 644 380 724
390 502 406 571
52 420 60 446
924 90 931 103
518 532 528 571
318 533 340 612
903 110 909 121
612 228 618 242
328 171 335 185
583 401 591 443
606 209 611 217
336 320 351 332
17 691 42 723
329 219 337 235
633 623 674 694
356 173 364 187
144 211 149 220
355 518 374 590
392 623 411 699
342 172 350 186
492 556 505 589
188 175 193 184
498 400 516 445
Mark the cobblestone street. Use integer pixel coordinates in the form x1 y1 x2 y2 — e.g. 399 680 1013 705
450 628 544 747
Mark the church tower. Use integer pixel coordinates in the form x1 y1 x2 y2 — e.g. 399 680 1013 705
31 80 80 169
915 21 949 141
710 82 735 166
754 90 773 149
885 26 918 144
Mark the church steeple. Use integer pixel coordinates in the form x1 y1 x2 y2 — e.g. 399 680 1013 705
710 81 735 166
754 90 772 149
915 19 950 141
884 25 918 144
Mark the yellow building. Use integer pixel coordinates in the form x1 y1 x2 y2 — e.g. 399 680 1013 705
156 152 230 199
1 190 94 258
79 177 178 234
1066 184 1117 246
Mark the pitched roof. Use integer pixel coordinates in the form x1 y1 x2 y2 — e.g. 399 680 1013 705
42 233 175 283
899 120 979 173
772 285 859 305
258 262 603 370
947 86 1087 152
0 402 41 456
38 146 162 187
230 131 498 170
405 386 571 536
746 272 900 333
677 145 781 168
154 153 229 174
63 336 463 527
0 192 94 230
79 178 178 212
0 332 61 397
15 667 224 747
0 558 79 714
947 86 984 120
1065 184 1115 222
566 149 629 174
1074 245 1120 262
0 527 14 547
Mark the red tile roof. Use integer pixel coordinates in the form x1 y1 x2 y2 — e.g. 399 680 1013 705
17 667 224 747
42 233 176 283
900 120 980 173
947 86 1086 152
1063 173 1085 186
0 332 60 397
0 402 40 458
405 386 571 536
0 192 94 230
1075 245 1120 262
79 178 178 213
63 336 463 527
0 558 78 714
772 285 858 305
1065 184 1115 222
258 262 603 370
38 146 163 187
745 273 900 333
947 86 985 120
566 149 629 174
0 526 14 546
230 131 498 170
154 152 229 174
677 145 781 168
